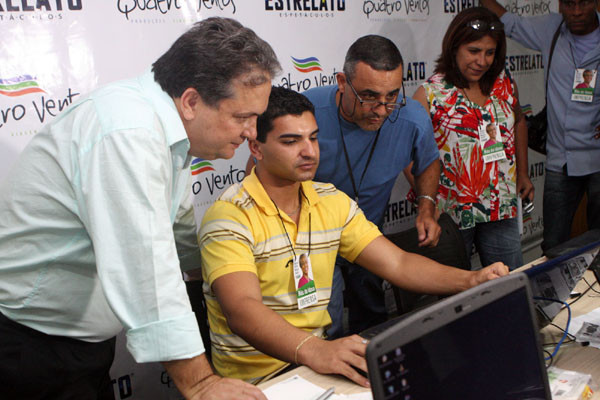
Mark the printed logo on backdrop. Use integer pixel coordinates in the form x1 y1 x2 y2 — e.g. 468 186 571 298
0 74 80 135
362 0 430 21
198 0 235 14
265 0 345 18
505 53 544 76
522 158 544 238
382 198 417 232
0 75 45 97
403 60 427 88
111 373 133 399
0 0 83 22
117 0 181 21
502 0 550 16
280 56 339 92
191 158 246 198
442 0 476 13
116 0 230 22
191 158 215 176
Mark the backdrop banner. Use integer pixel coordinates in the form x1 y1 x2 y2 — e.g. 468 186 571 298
0 1 555 398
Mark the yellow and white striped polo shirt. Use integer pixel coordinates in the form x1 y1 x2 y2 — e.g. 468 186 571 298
199 170 381 383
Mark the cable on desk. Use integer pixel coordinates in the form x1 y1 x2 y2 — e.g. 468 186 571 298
534 296 572 362
564 279 595 309
582 277 600 295
549 322 576 341
540 312 575 346
543 349 554 368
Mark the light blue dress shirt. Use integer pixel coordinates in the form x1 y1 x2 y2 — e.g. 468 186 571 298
0 71 205 363
501 12 600 176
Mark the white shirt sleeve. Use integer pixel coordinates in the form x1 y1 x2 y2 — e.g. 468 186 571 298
78 125 204 362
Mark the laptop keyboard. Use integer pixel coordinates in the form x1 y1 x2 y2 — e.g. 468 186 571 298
359 313 412 339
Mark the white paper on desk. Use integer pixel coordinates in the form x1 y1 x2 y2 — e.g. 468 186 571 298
262 375 326 400
567 306 600 349
262 374 373 400
332 392 373 400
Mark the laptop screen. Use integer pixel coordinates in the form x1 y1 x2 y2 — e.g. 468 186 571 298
367 274 550 400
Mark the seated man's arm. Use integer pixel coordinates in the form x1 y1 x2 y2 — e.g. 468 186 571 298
212 271 371 387
354 236 508 295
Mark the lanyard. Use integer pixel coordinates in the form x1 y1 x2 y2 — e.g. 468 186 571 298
270 190 311 268
337 93 382 205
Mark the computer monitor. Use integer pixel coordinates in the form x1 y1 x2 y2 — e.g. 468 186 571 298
366 274 551 400
524 238 600 322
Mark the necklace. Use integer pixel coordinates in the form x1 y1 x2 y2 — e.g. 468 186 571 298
269 189 311 268
461 88 498 126
287 200 302 216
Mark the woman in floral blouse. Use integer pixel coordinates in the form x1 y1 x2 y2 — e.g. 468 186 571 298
412 7 534 270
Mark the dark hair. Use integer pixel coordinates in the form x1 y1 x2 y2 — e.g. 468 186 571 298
152 17 281 107
434 7 506 95
256 87 315 143
343 35 404 79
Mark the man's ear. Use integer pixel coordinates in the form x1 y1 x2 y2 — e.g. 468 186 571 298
179 88 203 121
336 72 347 95
248 139 264 161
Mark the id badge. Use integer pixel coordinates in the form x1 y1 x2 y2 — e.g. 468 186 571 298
571 68 596 103
293 253 317 309
478 122 506 163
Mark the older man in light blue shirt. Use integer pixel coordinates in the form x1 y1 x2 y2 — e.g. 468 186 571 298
0 17 279 400
481 0 600 252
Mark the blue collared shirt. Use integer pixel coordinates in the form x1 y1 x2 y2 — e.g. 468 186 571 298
0 71 204 363
501 12 600 176
305 85 439 228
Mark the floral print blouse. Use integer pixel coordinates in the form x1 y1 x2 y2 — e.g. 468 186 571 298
422 70 518 229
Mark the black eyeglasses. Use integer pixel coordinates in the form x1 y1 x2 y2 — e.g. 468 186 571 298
346 78 406 111
466 19 504 32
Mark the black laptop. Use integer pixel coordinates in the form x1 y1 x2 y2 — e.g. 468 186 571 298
365 273 551 400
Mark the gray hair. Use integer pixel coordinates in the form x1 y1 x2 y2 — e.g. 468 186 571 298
343 35 403 80
152 17 281 107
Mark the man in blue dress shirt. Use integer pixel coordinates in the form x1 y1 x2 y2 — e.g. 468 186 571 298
303 35 442 338
0 18 278 400
481 0 600 253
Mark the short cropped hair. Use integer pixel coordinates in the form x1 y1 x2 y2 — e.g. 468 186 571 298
434 7 506 95
152 17 281 107
256 87 315 143
343 35 404 80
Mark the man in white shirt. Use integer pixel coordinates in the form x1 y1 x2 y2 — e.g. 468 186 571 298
0 17 278 400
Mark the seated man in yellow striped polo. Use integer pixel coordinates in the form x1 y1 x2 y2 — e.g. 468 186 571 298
199 86 509 387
